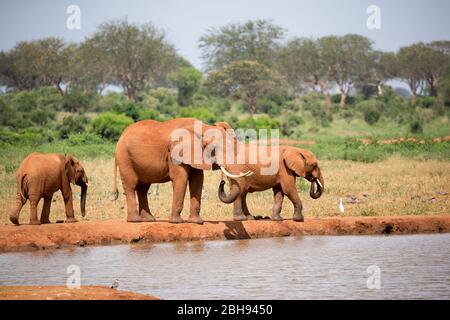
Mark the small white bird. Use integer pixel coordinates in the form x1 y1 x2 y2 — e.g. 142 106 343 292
111 279 120 290
339 198 345 215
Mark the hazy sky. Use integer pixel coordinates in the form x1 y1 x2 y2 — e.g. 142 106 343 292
1 0 450 69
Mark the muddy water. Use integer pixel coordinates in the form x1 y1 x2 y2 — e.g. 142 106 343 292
1 234 449 299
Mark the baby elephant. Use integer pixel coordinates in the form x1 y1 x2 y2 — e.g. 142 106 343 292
10 153 89 225
218 145 324 222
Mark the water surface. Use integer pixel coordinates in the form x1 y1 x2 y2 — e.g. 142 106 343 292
1 234 449 299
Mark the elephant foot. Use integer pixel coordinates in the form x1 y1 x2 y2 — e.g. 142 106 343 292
187 215 204 225
65 217 78 223
40 219 51 224
233 214 248 222
29 219 41 225
9 215 19 225
169 215 185 224
245 214 255 220
140 211 156 222
127 213 142 223
271 215 283 221
293 214 304 222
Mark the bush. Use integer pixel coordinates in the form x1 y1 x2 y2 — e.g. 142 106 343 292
138 109 165 121
239 115 280 130
281 113 303 136
58 115 90 139
11 90 38 112
141 87 179 116
30 108 55 126
67 132 104 146
257 93 288 116
178 107 216 124
92 113 133 140
168 67 203 106
410 120 423 134
111 102 141 122
61 88 96 113
363 108 381 125
0 127 54 146
192 94 231 114
97 92 128 112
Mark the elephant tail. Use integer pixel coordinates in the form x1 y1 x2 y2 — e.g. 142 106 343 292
112 157 119 201
17 173 27 203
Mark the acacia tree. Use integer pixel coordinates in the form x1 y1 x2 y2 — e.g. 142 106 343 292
199 19 285 70
204 60 284 115
397 42 450 97
319 34 374 107
0 37 70 93
367 51 399 96
86 19 183 100
276 37 333 107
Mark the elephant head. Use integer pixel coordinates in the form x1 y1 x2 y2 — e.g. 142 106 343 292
170 120 252 203
283 147 324 199
65 155 89 217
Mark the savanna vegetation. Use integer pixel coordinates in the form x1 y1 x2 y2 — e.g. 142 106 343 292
0 18 449 223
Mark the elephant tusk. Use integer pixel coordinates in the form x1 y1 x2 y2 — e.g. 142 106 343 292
220 166 254 179
85 183 89 187
315 179 323 189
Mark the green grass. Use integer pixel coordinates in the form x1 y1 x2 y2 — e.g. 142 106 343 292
0 141 115 173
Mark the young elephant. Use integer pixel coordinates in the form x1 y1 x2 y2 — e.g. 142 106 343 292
10 153 89 225
218 145 324 222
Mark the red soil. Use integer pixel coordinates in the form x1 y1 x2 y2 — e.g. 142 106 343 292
0 286 158 300
0 215 449 253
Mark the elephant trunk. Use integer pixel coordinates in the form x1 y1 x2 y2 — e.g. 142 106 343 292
310 173 324 199
80 183 87 217
218 179 241 203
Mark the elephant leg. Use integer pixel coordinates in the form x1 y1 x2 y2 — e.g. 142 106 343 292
124 187 141 223
233 196 247 221
136 183 155 222
10 193 26 225
169 167 189 224
29 195 41 225
62 190 77 223
284 189 304 222
242 193 254 220
271 184 284 221
40 195 53 224
187 169 204 225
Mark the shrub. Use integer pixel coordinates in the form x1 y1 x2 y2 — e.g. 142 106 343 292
67 132 104 146
410 120 423 134
61 88 94 113
138 109 165 121
141 87 179 116
11 90 38 112
363 108 381 125
111 102 141 122
0 128 53 146
97 92 128 112
178 107 216 124
281 113 303 136
168 67 203 106
239 115 280 130
30 108 55 126
92 113 133 140
192 94 231 114
58 115 90 139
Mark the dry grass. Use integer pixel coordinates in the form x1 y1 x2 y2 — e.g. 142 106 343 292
0 156 449 225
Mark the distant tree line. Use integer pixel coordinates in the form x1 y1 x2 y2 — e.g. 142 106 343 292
1 18 450 114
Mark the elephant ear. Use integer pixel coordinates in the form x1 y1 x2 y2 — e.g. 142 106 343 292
65 154 76 184
168 127 214 171
283 148 307 178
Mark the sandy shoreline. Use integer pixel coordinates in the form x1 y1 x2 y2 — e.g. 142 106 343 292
0 215 449 253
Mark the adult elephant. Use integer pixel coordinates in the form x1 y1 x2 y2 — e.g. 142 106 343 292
218 145 324 222
10 153 89 225
113 118 252 224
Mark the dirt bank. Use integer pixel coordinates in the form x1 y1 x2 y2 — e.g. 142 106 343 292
0 286 158 300
0 215 449 253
